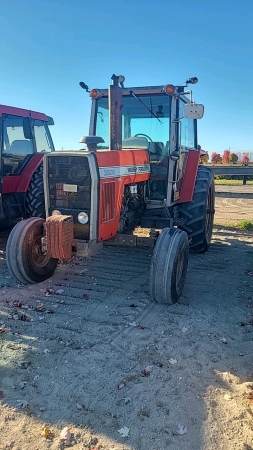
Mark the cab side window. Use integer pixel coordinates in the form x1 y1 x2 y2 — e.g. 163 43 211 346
2 115 34 175
33 120 53 153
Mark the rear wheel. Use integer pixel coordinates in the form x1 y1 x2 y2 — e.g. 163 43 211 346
178 165 215 253
25 164 45 218
6 217 58 284
150 228 189 305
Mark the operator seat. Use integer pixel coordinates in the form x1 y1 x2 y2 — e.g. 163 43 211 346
122 136 149 149
8 140 33 155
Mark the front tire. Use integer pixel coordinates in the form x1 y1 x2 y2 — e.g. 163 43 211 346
6 217 58 284
150 228 189 305
178 165 215 253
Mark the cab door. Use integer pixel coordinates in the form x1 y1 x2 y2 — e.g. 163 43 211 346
2 114 35 187
172 99 197 200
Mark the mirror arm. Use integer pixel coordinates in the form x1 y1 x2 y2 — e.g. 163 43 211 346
178 89 193 103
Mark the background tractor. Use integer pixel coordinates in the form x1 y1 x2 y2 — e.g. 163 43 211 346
6 75 215 304
0 104 55 228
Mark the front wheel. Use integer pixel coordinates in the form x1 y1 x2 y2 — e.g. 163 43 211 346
150 228 189 305
6 217 58 284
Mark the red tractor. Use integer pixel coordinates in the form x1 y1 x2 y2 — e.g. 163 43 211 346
0 104 55 228
6 75 215 304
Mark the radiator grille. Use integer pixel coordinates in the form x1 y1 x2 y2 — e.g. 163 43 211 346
102 181 115 223
47 155 92 240
48 156 91 210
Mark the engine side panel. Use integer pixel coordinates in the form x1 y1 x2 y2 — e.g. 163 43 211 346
95 150 150 241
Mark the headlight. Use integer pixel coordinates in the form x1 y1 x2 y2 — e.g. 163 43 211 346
52 210 61 216
78 212 89 224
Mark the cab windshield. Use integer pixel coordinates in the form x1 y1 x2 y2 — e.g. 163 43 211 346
95 93 171 161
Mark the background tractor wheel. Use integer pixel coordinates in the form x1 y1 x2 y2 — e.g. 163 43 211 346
178 165 215 253
150 228 189 305
25 164 45 218
6 217 58 284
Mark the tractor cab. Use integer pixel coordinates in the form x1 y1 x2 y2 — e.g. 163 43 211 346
0 105 55 225
81 76 204 205
1 107 54 177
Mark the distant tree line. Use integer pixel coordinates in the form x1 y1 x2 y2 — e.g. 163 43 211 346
199 149 251 166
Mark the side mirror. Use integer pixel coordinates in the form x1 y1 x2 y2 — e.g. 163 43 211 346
23 117 35 139
183 103 204 119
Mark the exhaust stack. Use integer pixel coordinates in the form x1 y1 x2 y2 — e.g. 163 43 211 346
109 74 124 150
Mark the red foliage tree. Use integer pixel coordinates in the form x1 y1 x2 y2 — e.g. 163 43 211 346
211 152 222 164
242 155 250 166
222 149 230 164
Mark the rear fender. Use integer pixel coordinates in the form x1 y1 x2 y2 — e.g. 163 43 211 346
16 154 44 193
176 150 200 203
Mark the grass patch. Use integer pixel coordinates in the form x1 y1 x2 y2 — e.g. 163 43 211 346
214 220 253 230
237 220 253 230
214 179 253 185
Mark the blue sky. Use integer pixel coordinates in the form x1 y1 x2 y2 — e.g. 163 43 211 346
1 0 252 153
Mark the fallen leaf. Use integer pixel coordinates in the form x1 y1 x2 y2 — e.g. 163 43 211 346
177 424 188 435
138 325 147 330
17 361 29 368
245 270 253 276
42 426 54 439
5 441 15 448
56 289 64 295
16 399 29 409
35 303 45 311
141 365 153 376
169 358 177 365
118 383 125 390
243 392 253 403
46 288 54 294
118 426 130 437
20 314 30 322
60 426 71 441
12 300 22 308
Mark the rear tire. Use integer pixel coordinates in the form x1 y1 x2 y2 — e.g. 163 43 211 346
178 165 215 253
6 217 58 284
150 228 189 305
25 164 45 218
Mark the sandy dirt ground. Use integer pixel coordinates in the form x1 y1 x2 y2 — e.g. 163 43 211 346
1 192 253 450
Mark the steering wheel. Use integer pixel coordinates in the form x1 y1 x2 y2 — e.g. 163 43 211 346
134 133 153 142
